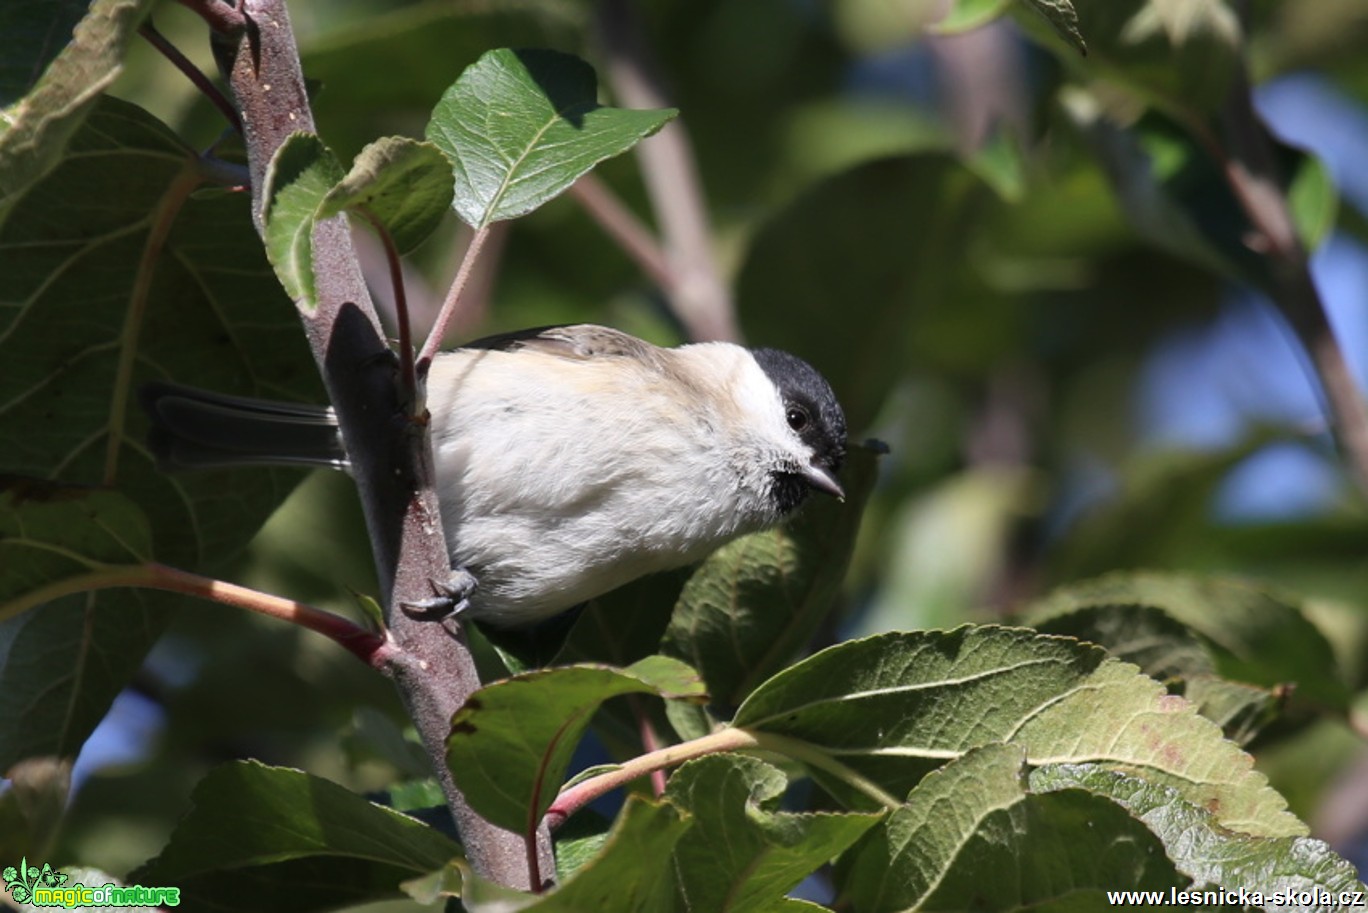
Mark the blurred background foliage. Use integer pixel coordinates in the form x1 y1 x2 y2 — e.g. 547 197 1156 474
23 0 1368 891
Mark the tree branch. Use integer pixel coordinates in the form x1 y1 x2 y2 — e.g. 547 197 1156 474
593 0 739 343
1209 69 1368 497
222 0 547 888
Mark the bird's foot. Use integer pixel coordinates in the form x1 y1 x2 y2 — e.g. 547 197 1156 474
401 568 478 631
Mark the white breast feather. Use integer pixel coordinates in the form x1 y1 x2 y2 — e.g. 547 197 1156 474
425 343 798 624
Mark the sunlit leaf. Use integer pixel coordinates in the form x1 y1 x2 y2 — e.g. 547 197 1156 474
426 48 675 229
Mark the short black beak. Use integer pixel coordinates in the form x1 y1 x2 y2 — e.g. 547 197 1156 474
802 463 845 500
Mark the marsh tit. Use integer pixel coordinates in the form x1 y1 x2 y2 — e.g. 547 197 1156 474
142 324 847 627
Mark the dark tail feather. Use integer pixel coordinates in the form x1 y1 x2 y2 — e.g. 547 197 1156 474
140 382 347 472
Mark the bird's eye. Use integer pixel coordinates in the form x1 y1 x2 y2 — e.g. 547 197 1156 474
786 406 809 432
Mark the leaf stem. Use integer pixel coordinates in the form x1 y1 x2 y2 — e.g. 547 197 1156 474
419 225 491 370
103 162 203 485
139 19 242 132
5 563 395 669
546 727 760 830
750 732 903 809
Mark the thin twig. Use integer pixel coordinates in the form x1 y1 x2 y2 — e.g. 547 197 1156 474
569 174 675 292
593 0 739 343
419 225 492 370
139 20 242 132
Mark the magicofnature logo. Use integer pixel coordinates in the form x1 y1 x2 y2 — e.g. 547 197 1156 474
3 857 180 908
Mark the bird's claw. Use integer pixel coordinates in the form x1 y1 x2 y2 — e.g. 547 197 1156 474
401 568 478 629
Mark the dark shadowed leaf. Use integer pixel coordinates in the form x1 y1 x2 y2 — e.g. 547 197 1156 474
1027 572 1351 711
664 755 880 913
0 96 316 768
445 658 704 832
132 761 461 913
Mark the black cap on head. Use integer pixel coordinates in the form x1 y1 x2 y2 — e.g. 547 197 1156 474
750 348 848 511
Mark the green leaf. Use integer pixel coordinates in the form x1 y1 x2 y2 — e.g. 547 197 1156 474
0 481 150 624
318 136 453 254
446 658 704 832
1032 603 1284 744
664 755 881 913
1031 602 1215 684
1288 149 1338 251
1033 764 1367 903
1019 0 1087 55
1028 0 1240 114
261 132 346 310
132 761 461 913
1027 572 1351 711
462 797 688 913
0 0 151 213
0 95 317 767
734 626 1302 836
1182 675 1283 747
426 48 676 229
0 482 162 769
664 444 880 708
839 744 1185 911
560 569 689 668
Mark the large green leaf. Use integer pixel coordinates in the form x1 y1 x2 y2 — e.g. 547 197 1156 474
0 95 317 766
0 482 157 768
426 48 676 229
838 744 1187 911
734 626 1302 836
1032 602 1284 745
664 444 879 708
445 657 705 833
1033 764 1367 904
1027 572 1351 712
664 755 880 913
133 761 461 913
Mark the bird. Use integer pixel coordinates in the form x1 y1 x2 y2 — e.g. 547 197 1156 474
141 324 848 627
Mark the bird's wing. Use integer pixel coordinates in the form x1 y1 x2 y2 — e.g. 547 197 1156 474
461 324 663 363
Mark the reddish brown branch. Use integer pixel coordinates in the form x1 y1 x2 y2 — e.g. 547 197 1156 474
222 0 546 888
